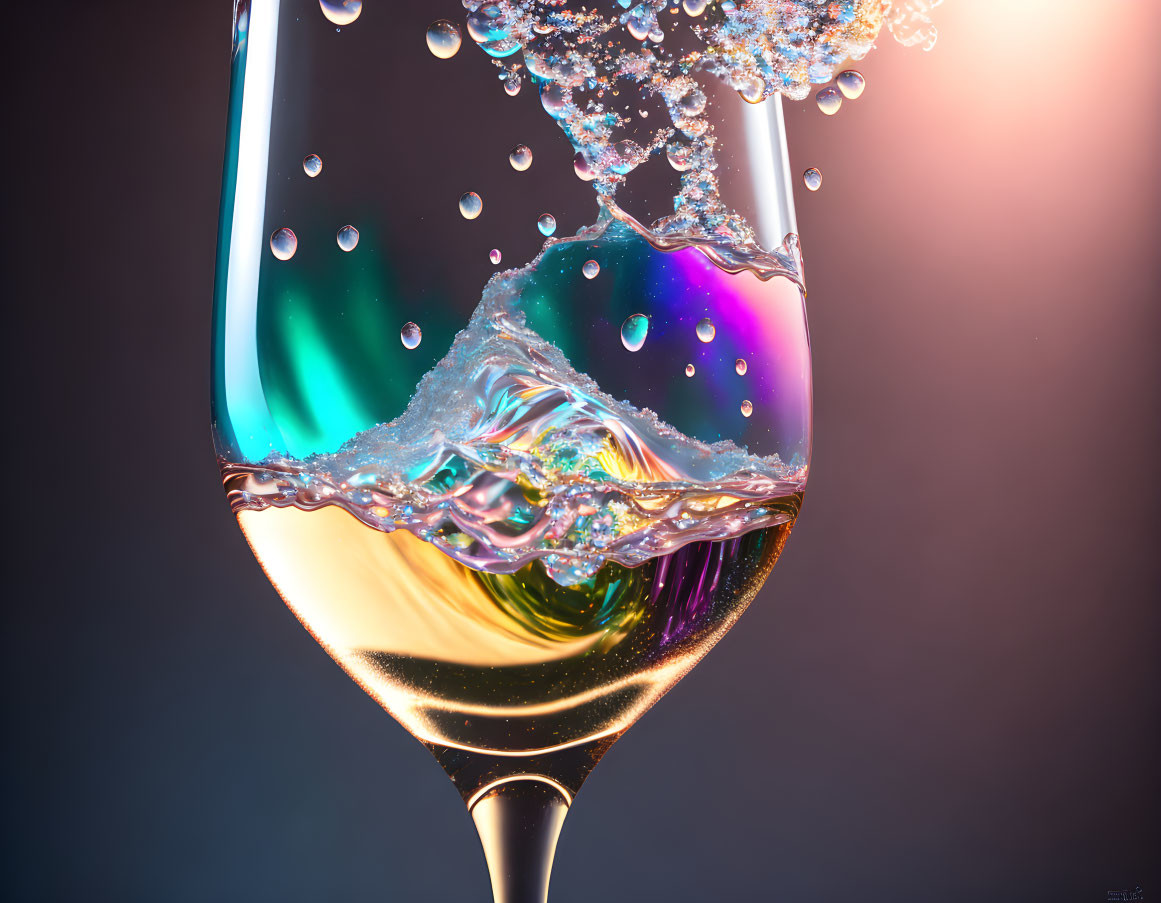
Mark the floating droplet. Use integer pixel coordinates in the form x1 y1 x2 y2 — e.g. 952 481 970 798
336 224 359 252
489 248 502 265
400 322 422 350
270 228 297 261
666 143 692 171
319 0 361 26
685 363 696 377
735 358 748 375
677 88 707 117
466 3 520 57
683 0 708 16
302 154 322 178
816 85 842 115
836 69 865 100
696 317 716 343
582 260 600 279
803 168 822 191
503 74 521 96
459 191 483 220
573 152 596 181
620 314 649 352
509 144 532 171
425 20 462 59
740 400 753 418
540 82 569 117
537 213 557 236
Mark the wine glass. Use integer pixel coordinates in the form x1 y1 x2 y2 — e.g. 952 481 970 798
213 2 834 900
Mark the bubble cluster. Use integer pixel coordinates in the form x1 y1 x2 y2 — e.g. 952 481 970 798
270 228 297 261
302 154 322 178
459 192 483 220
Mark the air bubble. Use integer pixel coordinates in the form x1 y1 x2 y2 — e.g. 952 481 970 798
459 192 483 220
816 85 842 115
537 213 557 236
319 0 360 26
740 400 753 418
509 144 532 171
270 228 297 261
696 317 716 343
803 168 822 191
489 248 502 265
400 322 422 350
302 154 322 178
582 260 600 279
426 20 462 59
836 69 865 99
336 225 359 252
620 314 649 352
685 363 696 377
735 358 748 375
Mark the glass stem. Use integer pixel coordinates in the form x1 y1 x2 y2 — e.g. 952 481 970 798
470 778 570 903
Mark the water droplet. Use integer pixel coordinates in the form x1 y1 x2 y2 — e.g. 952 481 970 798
696 317 716 343
620 314 649 352
573 152 596 181
836 69 865 100
503 74 521 96
400 321 422 350
302 154 322 178
685 363 696 377
738 75 764 104
803 167 822 191
735 358 748 375
270 228 297 261
537 213 557 236
426 20 462 59
683 0 708 16
489 248 502 265
582 260 600 279
459 191 483 219
319 0 361 26
509 144 532 171
336 224 359 252
677 88 707 117
466 3 520 57
740 400 753 418
816 85 842 116
666 143 692 171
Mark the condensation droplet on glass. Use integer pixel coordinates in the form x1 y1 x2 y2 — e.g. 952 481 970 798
740 400 753 418
319 0 361 26
582 260 600 280
816 85 842 116
400 322 422 350
302 154 322 178
683 0 708 16
537 213 557 237
803 168 822 192
837 69 865 99
620 314 649 352
666 143 692 172
684 363 696 377
735 358 748 376
270 228 297 261
336 225 359 252
509 144 532 171
459 192 483 220
489 248 502 265
573 152 596 181
696 317 716 343
425 20 462 59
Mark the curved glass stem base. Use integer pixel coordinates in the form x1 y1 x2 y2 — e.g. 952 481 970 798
472 779 570 903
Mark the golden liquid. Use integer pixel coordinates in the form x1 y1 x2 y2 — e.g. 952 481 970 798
239 498 798 759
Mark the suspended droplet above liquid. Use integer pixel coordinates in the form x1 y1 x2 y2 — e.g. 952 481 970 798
537 213 557 236
270 228 297 261
302 154 323 178
509 144 532 171
803 168 822 191
425 20 462 59
400 322 422 350
620 314 649 352
685 363 696 377
740 400 753 418
336 225 359 252
319 0 361 26
836 69 865 99
735 358 748 375
459 192 483 220
489 248 502 265
582 260 600 279
696 317 716 343
816 85 842 115
573 152 596 181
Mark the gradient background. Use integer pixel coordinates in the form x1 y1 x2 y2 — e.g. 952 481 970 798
4 2 1159 900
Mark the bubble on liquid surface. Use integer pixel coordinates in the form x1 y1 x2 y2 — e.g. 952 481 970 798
319 0 361 26
270 228 297 261
735 358 748 376
696 317 716 343
426 20 462 59
816 85 842 116
582 259 599 279
620 314 649 352
466 4 520 58
400 322 422 350
803 168 822 191
837 69 865 99
685 363 696 377
302 154 322 178
573 152 596 181
537 213 557 236
459 192 483 220
489 248 502 265
740 400 753 418
336 225 359 252
509 144 532 171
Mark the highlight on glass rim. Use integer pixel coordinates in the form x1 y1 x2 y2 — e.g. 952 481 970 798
213 1 942 900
